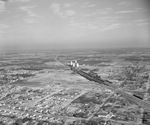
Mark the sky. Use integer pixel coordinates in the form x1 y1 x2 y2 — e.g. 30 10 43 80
0 0 150 50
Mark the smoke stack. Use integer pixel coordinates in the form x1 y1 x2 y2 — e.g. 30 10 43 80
72 63 75 67
76 63 79 67
70 61 73 66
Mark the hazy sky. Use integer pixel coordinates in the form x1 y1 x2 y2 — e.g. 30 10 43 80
0 0 150 50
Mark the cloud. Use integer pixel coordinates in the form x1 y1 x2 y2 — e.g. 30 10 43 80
67 19 99 39
10 0 31 2
0 1 6 13
19 6 37 17
81 2 96 8
18 0 31 2
0 23 9 30
133 18 150 23
102 23 121 31
133 18 150 26
118 2 131 6
70 20 98 31
50 3 64 17
19 6 37 24
0 23 9 39
99 11 108 15
63 3 71 8
116 10 135 14
24 18 35 23
50 3 76 18
65 10 76 16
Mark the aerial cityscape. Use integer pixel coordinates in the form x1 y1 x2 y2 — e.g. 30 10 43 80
0 0 150 124
0 48 150 125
